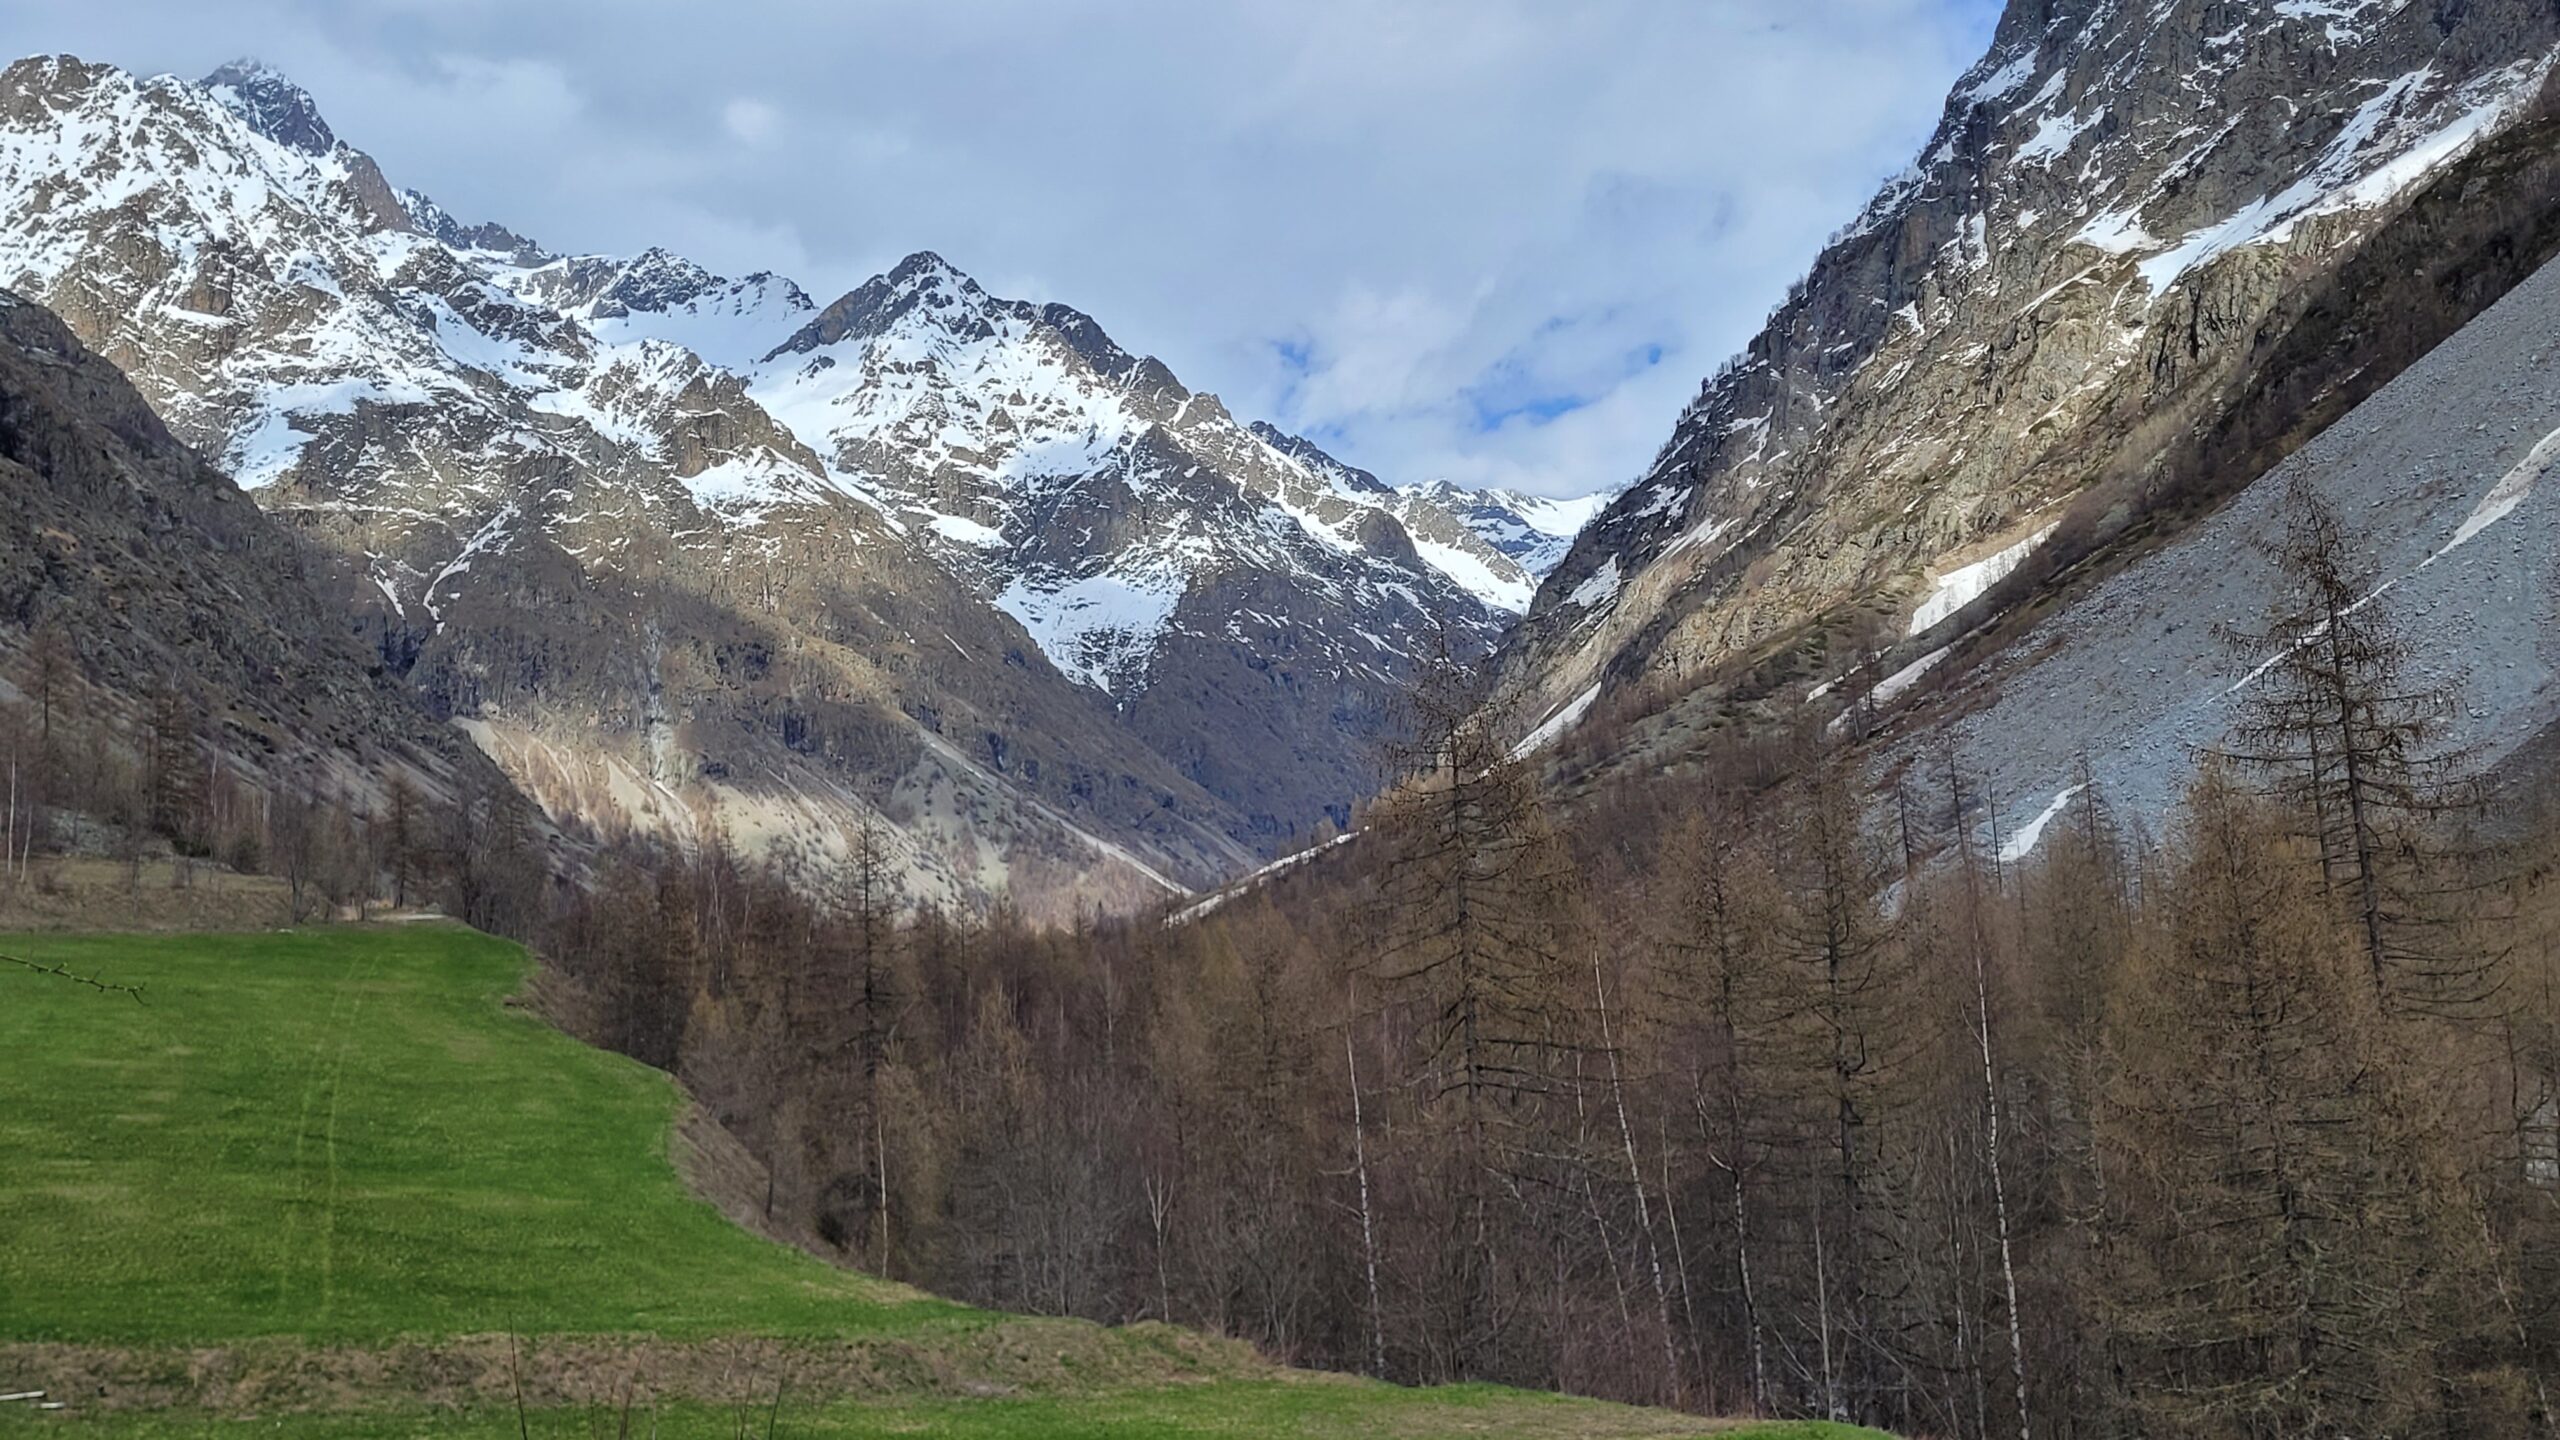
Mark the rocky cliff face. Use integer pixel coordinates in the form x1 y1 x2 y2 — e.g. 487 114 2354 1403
0 285 521 827
6 53 1522 913
1504 0 2560 745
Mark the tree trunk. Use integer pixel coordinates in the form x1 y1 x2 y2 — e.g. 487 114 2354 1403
1595 951 1683 1406
1970 901 2033 1440
1346 1024 1386 1379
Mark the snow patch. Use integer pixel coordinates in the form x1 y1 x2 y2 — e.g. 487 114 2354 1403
679 455 808 510
2433 423 2560 559
423 504 519 623
1563 557 1621 610
1512 682 1602 759
2000 784 2088 865
1909 524 2057 636
2136 61 2543 293
1661 513 1736 561
1823 646 1953 736
1961 52 2039 106
2076 206 2160 255
1503 490 1611 537
995 570 1187 695
1872 646 1950 706
2275 0 2393 45
2015 109 2101 165
1166 831 1359 926
929 512 1008 549
1411 536 1532 613
225 378 431 488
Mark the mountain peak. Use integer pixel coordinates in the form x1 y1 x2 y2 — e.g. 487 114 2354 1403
201 57 336 156
400 187 549 265
763 249 996 359
879 250 992 316
888 249 964 282
1 53 121 104
201 56 289 86
1248 421 1393 497
612 245 718 295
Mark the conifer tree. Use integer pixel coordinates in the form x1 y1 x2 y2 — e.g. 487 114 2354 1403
836 812 909 1263
383 774 421 909
1942 758 2033 1440
2102 766 2446 1436
143 678 204 850
1364 623 1586 1378
1768 757 1916 1426
1651 798 1788 1415
25 617 71 748
2014 760 2136 1431
2223 483 2491 1012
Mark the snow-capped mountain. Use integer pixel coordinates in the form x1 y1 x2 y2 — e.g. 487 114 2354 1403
1386 480 1607 613
0 52 1520 911
1502 0 2560 744
726 251 1510 830
741 254 1498 690
510 247 816 372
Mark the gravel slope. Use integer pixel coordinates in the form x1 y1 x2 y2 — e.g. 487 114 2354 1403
1899 251 2560 854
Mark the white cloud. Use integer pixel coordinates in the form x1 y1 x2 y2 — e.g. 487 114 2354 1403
1283 283 1482 423
721 97 780 145
0 0 1999 498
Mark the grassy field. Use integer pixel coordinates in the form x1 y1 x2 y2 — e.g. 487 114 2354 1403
0 927 1884 1438
0 927 961 1343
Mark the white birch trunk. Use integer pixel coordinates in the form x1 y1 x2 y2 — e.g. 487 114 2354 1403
1814 1203 1840 1422
1733 1162 1768 1415
1657 1112 1707 1386
1595 952 1683 1405
1345 1024 1386 1379
1974 893 2033 1440
875 1103 892 1276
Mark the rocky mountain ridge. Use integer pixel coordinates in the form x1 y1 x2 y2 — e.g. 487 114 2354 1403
1503 0 2560 750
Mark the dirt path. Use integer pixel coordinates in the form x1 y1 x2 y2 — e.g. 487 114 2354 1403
0 1321 1266 1417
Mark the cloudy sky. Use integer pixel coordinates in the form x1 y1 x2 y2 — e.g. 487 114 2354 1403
5 1 2001 498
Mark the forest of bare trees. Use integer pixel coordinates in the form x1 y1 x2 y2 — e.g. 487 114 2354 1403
519 494 2560 1438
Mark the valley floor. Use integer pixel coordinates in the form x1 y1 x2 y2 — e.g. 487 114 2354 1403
0 927 1874 1439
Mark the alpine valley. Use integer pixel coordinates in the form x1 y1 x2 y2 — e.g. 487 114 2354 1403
22 3 2560 1436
